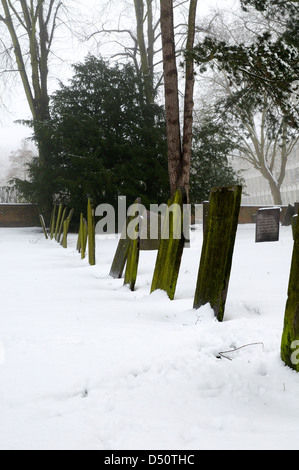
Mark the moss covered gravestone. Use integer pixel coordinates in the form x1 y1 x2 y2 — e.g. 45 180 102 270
281 209 299 371
151 188 187 301
110 199 141 279
87 198 96 266
50 205 57 240
78 213 88 260
57 207 68 243
62 209 74 249
54 204 63 241
292 215 298 241
124 200 141 291
39 214 48 239
194 186 242 322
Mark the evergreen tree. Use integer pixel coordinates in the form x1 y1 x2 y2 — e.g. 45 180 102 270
15 56 169 219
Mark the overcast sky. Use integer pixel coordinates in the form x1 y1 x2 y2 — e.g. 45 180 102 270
0 0 236 169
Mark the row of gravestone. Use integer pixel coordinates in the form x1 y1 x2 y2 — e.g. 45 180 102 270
110 186 243 322
40 187 299 373
40 200 95 263
106 189 299 371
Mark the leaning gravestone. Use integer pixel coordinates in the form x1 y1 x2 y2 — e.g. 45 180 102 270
87 198 96 266
292 215 298 241
256 208 280 243
109 198 141 279
282 204 295 227
39 214 48 239
194 186 242 322
281 208 299 371
140 210 162 251
151 188 187 301
62 208 74 249
124 200 141 292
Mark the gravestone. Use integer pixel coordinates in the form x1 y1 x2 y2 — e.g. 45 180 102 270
281 209 299 371
292 215 298 241
54 205 63 241
194 186 242 322
151 188 187 301
282 204 295 227
78 213 88 259
62 208 74 249
50 205 57 240
39 214 48 239
109 198 141 279
255 208 280 243
57 207 68 243
124 201 141 291
203 201 210 235
140 210 162 251
87 198 96 266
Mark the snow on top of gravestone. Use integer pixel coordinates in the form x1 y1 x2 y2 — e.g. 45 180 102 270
258 207 282 211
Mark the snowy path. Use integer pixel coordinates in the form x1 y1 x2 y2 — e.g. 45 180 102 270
0 226 299 450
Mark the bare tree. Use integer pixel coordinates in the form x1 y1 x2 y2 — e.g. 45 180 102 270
0 0 64 123
86 0 199 198
197 9 299 205
0 0 65 212
86 0 161 103
233 92 299 205
7 138 35 181
86 0 195 103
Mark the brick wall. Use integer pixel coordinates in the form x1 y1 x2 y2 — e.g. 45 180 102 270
202 203 288 227
0 204 39 228
238 205 288 224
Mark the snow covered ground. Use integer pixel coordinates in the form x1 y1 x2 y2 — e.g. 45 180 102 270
0 224 299 450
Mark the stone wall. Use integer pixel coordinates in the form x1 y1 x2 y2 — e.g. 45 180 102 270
0 204 39 228
238 205 288 224
201 203 288 227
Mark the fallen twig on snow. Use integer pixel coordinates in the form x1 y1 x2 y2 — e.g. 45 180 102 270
217 342 265 361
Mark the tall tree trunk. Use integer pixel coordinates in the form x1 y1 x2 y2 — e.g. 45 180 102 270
160 0 182 195
160 0 198 200
180 0 198 202
134 0 153 103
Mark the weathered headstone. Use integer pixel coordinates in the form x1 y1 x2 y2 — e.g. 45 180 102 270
62 208 74 249
282 204 295 227
194 186 242 322
78 213 88 259
50 205 57 240
151 188 187 301
281 208 299 371
87 198 96 266
54 204 63 241
57 207 68 243
140 210 163 251
39 214 48 239
203 201 210 235
292 215 298 241
255 208 280 243
109 198 141 279
124 201 141 291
